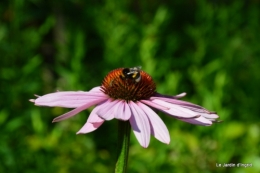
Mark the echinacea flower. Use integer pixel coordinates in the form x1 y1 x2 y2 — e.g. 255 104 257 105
30 67 219 148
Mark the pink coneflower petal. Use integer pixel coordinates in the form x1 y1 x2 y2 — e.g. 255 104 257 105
89 86 103 93
173 92 187 98
76 122 104 134
115 101 131 121
96 100 119 120
200 113 219 119
140 100 170 110
129 101 150 148
76 108 105 134
154 92 187 99
149 99 200 119
207 118 222 123
138 102 170 144
151 96 205 110
34 91 108 108
104 100 121 120
86 104 106 123
181 106 212 114
178 116 212 126
52 98 106 122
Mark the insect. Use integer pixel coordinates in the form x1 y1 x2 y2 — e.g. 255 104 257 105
121 66 142 82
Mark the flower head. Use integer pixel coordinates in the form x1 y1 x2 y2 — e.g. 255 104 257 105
30 67 219 148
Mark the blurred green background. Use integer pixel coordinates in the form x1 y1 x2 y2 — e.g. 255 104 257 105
1 0 260 172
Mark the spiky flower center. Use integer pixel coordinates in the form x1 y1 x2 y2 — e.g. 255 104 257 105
101 68 156 102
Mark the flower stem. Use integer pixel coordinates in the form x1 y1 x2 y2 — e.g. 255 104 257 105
115 120 131 173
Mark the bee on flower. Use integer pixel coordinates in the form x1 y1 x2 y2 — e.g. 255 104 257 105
30 66 219 148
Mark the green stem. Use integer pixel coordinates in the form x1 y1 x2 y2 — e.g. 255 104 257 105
115 120 131 173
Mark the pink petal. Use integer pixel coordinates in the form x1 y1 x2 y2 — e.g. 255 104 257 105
115 101 131 120
34 91 108 108
207 118 222 123
89 86 103 93
140 100 170 110
200 113 219 119
52 98 106 122
76 122 104 134
178 116 212 126
174 92 187 98
129 101 150 148
151 99 200 118
180 106 213 114
105 100 121 120
153 92 187 99
123 102 132 120
137 102 170 144
86 104 105 123
76 108 105 134
151 96 205 110
96 100 119 121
